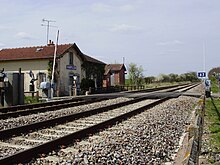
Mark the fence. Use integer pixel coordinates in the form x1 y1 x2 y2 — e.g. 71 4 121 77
81 85 145 94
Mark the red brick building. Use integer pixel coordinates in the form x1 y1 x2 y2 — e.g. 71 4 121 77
103 64 126 87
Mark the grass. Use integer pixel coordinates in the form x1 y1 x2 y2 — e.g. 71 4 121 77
24 96 41 104
211 83 219 93
205 98 220 150
210 77 220 93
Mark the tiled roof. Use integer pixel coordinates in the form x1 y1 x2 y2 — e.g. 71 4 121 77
0 44 74 61
104 64 126 75
83 54 106 65
0 43 106 66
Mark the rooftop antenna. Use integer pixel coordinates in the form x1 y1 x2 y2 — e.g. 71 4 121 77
41 19 57 44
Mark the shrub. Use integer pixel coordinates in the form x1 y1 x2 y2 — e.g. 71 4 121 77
80 78 95 91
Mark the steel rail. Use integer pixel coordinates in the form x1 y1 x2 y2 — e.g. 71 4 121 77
0 83 189 113
137 83 199 98
0 84 198 164
0 96 148 140
0 97 169 165
0 98 105 119
0 84 198 139
123 83 188 94
0 84 193 120
0 97 84 113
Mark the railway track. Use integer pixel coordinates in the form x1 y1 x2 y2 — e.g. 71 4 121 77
0 83 193 120
0 84 199 164
0 84 172 119
0 97 106 120
0 85 195 124
0 97 85 112
0 83 189 114
0 83 183 113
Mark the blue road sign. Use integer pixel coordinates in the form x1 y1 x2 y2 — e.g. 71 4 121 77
197 72 206 78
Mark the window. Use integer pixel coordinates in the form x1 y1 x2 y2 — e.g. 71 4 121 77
36 72 46 88
69 75 74 86
69 52 74 65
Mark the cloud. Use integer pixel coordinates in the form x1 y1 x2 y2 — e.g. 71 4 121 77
91 3 112 13
157 40 184 46
15 32 35 40
109 24 142 33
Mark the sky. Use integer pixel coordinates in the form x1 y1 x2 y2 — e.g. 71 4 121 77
0 0 220 76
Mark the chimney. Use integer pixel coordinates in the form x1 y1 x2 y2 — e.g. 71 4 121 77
47 40 54 46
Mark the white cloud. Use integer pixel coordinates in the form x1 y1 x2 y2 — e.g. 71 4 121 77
109 24 142 33
91 3 112 13
15 32 35 40
157 40 184 46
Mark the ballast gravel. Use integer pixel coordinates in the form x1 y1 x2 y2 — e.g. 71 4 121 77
30 96 199 165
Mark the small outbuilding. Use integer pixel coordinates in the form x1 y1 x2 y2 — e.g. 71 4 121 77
103 64 126 87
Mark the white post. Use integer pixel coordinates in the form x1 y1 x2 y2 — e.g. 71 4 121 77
51 30 59 99
73 76 77 96
203 41 206 75
202 40 208 86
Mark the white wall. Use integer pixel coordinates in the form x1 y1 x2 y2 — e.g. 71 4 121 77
0 47 85 96
59 48 83 95
0 59 49 92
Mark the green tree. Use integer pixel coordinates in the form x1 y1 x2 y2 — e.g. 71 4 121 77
184 72 199 82
144 76 155 84
160 74 170 83
81 62 105 88
168 73 179 82
128 63 144 86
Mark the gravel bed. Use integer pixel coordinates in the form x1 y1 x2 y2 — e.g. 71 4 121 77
29 96 199 164
0 146 24 159
0 97 132 130
187 84 204 93
0 99 155 159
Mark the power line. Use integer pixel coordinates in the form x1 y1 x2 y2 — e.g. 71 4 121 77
41 18 57 44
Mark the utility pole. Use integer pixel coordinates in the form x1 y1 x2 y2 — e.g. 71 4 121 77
50 30 59 99
41 19 57 44
203 41 206 76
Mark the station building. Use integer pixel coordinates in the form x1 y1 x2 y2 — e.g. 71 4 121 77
0 42 106 96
